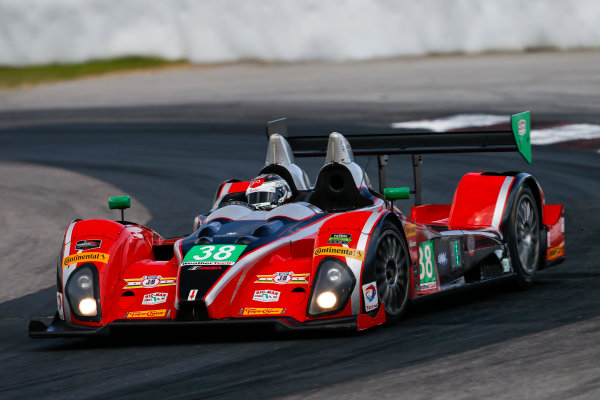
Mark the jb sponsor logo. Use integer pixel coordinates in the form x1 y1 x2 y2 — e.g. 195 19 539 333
63 252 109 267
313 246 365 260
126 309 167 318
242 307 284 316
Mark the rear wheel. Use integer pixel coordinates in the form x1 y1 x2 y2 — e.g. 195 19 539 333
374 221 410 322
507 186 541 289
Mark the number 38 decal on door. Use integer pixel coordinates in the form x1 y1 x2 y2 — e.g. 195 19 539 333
419 241 438 291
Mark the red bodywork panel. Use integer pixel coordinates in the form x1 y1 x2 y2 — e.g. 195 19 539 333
448 172 513 230
203 210 386 323
544 204 565 262
61 220 179 327
410 204 451 226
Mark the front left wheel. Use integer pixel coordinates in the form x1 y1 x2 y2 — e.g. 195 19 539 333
374 221 410 323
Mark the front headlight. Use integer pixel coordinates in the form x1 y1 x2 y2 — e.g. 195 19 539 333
65 263 101 321
308 258 355 317
78 298 97 316
316 291 337 308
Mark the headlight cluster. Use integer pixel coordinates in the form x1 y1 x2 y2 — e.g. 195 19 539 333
308 257 355 317
65 264 101 321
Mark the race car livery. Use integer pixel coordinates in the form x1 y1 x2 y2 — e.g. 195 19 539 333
30 111 565 336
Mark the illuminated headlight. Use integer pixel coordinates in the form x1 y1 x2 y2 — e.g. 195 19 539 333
316 292 337 309
65 264 101 321
308 258 355 317
79 298 97 316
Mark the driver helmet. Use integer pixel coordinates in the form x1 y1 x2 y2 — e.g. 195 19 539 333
246 174 292 210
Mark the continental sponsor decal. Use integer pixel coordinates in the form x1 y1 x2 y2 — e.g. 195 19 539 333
313 246 365 260
255 272 309 284
63 252 109 267
126 309 167 319
405 223 417 237
123 275 177 289
547 245 565 260
242 307 284 316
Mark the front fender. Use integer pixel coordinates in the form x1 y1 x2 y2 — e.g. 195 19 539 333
58 219 177 326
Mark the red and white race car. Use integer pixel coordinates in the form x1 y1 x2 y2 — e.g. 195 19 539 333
30 111 564 336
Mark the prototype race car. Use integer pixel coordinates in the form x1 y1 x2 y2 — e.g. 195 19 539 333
30 111 565 336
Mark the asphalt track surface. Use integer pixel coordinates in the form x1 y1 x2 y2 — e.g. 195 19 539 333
1 52 600 399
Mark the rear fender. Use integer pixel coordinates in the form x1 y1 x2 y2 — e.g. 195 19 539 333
449 172 543 231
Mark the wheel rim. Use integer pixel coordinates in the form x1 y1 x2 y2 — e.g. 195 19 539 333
515 195 539 275
375 230 408 316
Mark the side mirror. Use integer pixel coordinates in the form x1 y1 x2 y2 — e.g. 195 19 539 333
384 187 410 200
109 196 131 221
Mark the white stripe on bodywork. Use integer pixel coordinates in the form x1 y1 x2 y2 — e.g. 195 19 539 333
205 215 336 306
174 239 183 310
61 221 77 322
212 182 233 210
491 177 514 229
346 211 385 314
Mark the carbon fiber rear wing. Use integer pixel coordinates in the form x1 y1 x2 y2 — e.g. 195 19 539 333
266 112 531 205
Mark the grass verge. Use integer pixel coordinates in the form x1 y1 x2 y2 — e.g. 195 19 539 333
0 57 189 89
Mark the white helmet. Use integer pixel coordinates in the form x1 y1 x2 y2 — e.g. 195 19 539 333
246 174 292 210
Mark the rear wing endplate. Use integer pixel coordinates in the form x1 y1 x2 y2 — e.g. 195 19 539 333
266 112 531 205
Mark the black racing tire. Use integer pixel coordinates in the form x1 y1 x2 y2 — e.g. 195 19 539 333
374 221 411 323
506 186 542 290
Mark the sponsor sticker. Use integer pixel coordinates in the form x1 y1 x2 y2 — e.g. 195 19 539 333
75 239 102 250
327 233 352 244
188 289 198 301
518 119 527 136
246 177 276 194
419 241 437 291
313 246 365 260
437 251 448 266
56 292 64 320
248 177 265 189
122 275 177 289
405 223 417 237
126 309 167 319
63 252 109 267
255 272 310 284
188 265 222 271
547 245 565 260
242 307 284 316
502 258 511 273
181 244 247 267
253 290 280 302
362 282 379 312
142 292 168 305
409 240 417 248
